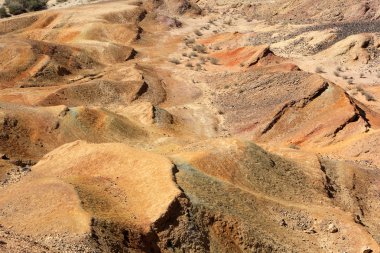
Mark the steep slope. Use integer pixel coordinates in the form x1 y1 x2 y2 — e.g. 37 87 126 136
1 139 379 252
172 138 380 252
0 141 182 252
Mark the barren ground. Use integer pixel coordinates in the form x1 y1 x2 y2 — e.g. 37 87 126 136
0 0 379 252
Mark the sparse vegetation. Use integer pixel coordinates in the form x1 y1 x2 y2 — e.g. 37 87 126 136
288 144 300 150
357 87 376 101
333 71 340 77
193 44 207 54
6 1 24 15
184 38 195 47
185 38 195 44
210 58 219 65
194 29 203 36
363 92 376 101
202 25 210 30
0 6 10 18
362 91 376 101
169 58 181 65
223 19 232 26
189 51 198 58
315 67 324 73
360 73 365 78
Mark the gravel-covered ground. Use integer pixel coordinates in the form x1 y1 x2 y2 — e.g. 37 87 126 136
249 20 380 54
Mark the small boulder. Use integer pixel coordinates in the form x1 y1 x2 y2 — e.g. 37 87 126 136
327 223 338 233
1 154 9 160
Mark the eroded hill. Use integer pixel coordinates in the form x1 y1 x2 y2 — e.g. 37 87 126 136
0 0 379 252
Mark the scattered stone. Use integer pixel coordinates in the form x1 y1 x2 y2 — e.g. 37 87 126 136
304 228 317 234
363 247 373 253
1 154 9 160
280 219 288 227
354 215 366 226
327 223 339 233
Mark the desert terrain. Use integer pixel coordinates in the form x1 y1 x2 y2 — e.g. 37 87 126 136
0 0 379 252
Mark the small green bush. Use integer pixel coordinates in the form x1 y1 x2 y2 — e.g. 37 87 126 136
7 1 25 15
194 29 202 36
362 91 376 101
224 19 232 25
189 51 198 58
315 67 324 73
169 58 181 65
193 44 207 54
0 6 10 18
5 0 47 15
184 38 195 44
210 58 219 65
28 0 48 11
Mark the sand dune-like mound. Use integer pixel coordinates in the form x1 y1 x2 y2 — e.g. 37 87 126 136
0 38 99 86
0 1 145 87
0 103 148 161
